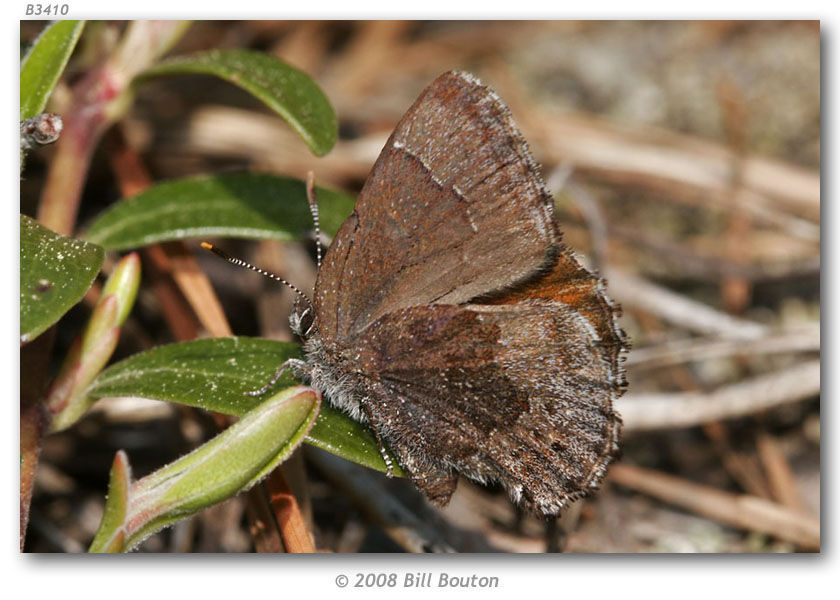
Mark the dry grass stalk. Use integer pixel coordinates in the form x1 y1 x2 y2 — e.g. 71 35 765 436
704 422 773 500
605 268 768 340
265 466 315 553
717 74 752 315
607 222 818 282
756 433 812 515
244 486 284 553
141 245 202 341
627 323 819 369
160 241 232 337
609 463 819 551
541 114 819 226
619 359 820 431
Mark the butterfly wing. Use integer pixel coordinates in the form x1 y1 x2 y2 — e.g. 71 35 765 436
306 71 626 512
314 71 558 339
354 302 622 513
484 245 628 382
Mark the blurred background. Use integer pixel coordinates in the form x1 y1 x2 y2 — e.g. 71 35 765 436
21 20 820 553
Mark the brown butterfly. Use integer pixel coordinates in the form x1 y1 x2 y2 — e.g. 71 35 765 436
215 71 627 514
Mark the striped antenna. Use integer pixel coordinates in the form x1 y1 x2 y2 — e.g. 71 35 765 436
305 171 323 270
200 242 313 313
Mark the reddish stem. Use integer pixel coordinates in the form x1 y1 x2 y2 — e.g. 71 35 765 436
37 64 118 235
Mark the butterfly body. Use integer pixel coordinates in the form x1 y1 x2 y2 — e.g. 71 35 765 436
298 71 627 514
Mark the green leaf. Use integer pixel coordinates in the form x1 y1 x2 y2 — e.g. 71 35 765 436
83 173 356 251
137 49 337 156
47 253 142 432
90 387 319 553
20 20 85 120
89 450 130 553
86 337 403 476
20 215 105 344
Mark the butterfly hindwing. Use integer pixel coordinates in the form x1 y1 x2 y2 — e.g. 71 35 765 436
353 302 621 513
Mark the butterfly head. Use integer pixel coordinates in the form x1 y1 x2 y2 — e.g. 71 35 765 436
290 302 316 339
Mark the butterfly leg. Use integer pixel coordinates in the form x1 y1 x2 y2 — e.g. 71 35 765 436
243 358 307 397
360 397 395 477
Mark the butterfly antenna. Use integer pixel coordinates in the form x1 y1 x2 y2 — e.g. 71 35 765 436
200 242 314 313
305 171 323 270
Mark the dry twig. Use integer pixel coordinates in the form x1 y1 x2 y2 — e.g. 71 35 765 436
627 323 819 368
265 464 315 552
704 422 773 500
618 359 820 431
609 463 819 550
541 114 819 240
756 433 812 515
605 268 768 340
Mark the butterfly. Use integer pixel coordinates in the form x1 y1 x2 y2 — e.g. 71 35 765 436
215 71 627 514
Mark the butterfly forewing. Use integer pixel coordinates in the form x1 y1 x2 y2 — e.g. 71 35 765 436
314 71 558 340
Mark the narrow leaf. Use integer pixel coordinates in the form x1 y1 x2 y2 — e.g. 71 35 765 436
47 253 141 432
137 49 337 156
100 252 141 326
86 337 402 475
83 173 356 251
20 215 105 344
89 450 130 553
20 20 85 120
90 387 319 553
